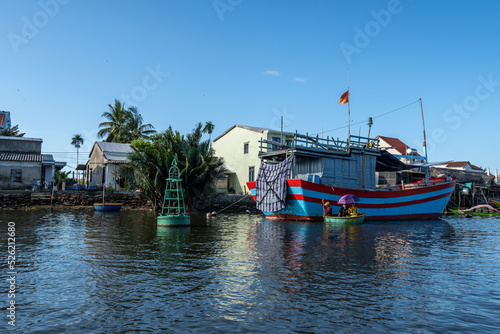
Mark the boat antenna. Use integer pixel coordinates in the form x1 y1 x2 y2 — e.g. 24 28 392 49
419 98 429 183
280 116 283 147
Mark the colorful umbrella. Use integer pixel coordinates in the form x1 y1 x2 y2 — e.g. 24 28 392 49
337 194 360 205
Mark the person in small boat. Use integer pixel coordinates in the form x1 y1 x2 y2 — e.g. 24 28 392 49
349 203 359 216
323 202 333 216
339 204 349 217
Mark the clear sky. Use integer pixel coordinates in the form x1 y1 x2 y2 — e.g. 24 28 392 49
1 0 499 173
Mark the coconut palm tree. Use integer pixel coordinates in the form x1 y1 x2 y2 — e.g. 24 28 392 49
127 106 156 141
98 99 131 143
127 124 224 210
71 134 84 166
202 121 215 149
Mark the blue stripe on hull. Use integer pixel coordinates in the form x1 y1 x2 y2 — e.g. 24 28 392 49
294 186 453 205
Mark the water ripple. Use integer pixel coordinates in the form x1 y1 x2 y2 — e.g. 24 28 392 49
1 211 500 333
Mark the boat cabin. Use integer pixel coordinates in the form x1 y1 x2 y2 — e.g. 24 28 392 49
258 132 381 189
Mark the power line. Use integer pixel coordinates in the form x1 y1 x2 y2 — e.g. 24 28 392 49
43 152 91 154
315 99 420 136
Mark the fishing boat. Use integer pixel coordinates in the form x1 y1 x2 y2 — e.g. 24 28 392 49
491 199 500 209
94 203 122 212
247 132 455 221
324 213 365 224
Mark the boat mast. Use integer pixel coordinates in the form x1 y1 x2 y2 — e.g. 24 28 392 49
420 98 429 182
347 70 351 148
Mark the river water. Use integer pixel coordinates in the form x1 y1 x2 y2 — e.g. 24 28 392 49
1 210 499 333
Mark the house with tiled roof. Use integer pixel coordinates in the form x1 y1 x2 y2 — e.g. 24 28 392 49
376 135 421 163
85 141 133 190
212 125 294 194
0 136 65 190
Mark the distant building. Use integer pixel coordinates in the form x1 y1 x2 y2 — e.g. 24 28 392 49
374 135 425 186
85 141 132 190
0 111 11 131
0 136 65 190
376 135 421 164
212 125 294 194
434 161 484 172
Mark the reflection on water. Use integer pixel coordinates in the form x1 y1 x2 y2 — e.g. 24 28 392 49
0 210 499 333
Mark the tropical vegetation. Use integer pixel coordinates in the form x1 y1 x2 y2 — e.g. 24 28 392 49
98 99 156 143
123 122 224 210
53 170 72 189
202 121 215 149
0 124 25 137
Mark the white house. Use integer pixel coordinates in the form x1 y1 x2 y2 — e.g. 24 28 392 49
212 124 293 194
212 124 294 194
85 141 132 190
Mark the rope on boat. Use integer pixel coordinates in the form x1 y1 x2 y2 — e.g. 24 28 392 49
215 194 252 215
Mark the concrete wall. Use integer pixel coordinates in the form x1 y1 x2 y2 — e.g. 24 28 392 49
86 143 106 187
0 136 42 153
0 136 43 190
0 161 41 190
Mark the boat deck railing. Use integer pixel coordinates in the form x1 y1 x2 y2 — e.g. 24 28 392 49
259 131 380 156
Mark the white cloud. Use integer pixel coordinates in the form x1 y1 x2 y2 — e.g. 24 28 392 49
264 70 280 76
294 77 306 83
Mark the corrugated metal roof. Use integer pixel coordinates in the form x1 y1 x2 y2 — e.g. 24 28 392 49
431 167 494 185
104 155 130 163
0 152 42 162
97 142 132 154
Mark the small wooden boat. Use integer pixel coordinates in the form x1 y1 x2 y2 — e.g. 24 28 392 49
449 204 500 217
491 199 500 209
449 209 500 217
94 203 122 212
324 213 365 224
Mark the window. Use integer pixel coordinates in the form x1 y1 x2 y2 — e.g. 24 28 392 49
272 137 281 151
11 169 22 182
286 139 292 147
244 142 249 154
249 166 255 182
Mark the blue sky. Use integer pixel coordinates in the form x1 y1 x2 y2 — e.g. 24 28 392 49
1 0 499 173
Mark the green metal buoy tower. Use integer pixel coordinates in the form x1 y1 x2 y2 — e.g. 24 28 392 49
157 159 190 227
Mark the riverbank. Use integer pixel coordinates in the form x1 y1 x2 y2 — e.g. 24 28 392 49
0 190 259 213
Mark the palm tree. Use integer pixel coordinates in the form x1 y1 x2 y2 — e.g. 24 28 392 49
202 121 215 149
127 106 156 141
71 134 84 166
127 124 224 210
0 124 25 137
98 99 131 143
